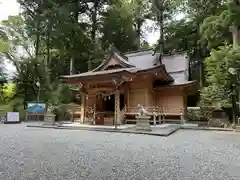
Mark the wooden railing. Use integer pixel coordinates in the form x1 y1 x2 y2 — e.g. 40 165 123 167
125 105 185 124
84 105 185 125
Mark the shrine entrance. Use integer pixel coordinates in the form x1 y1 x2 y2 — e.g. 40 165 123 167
95 93 125 125
103 94 125 112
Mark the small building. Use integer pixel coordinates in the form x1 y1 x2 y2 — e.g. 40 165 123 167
61 46 197 125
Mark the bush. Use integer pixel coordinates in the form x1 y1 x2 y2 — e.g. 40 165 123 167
53 104 71 121
187 107 201 121
207 118 231 128
187 106 215 121
8 98 26 121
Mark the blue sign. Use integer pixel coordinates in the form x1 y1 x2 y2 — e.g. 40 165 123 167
27 103 46 114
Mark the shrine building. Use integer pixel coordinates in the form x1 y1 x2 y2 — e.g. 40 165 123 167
61 46 197 125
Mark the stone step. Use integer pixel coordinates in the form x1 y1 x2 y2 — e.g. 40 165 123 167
181 123 198 128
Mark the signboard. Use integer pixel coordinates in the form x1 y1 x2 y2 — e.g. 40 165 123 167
27 103 46 114
7 112 20 123
68 84 82 91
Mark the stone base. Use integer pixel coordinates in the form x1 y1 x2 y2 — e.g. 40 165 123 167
43 113 56 126
135 115 152 131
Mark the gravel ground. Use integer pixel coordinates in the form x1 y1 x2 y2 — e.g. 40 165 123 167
1 124 240 180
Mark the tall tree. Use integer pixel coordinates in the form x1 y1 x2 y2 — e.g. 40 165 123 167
100 0 138 52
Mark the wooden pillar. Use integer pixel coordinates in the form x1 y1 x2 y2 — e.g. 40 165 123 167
114 89 120 128
182 89 188 122
124 83 129 111
152 90 156 107
80 93 85 124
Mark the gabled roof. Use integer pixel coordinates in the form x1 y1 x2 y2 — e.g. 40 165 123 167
62 64 174 83
92 45 135 71
61 47 192 87
125 50 189 84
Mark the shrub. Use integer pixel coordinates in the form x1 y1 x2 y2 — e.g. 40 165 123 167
187 106 215 121
8 98 26 121
53 104 71 121
207 118 231 128
187 107 201 121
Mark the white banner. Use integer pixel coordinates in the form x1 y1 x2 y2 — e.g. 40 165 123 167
7 112 20 122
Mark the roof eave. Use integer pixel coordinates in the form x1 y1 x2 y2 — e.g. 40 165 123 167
154 80 197 90
61 69 135 82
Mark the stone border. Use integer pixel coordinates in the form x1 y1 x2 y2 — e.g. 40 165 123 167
26 124 180 137
26 124 238 137
180 126 234 132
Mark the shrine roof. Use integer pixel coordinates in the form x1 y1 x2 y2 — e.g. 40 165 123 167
62 46 191 86
62 68 137 78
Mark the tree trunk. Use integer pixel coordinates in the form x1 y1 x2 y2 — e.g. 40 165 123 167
159 10 164 55
46 22 52 86
135 0 141 49
89 2 98 71
157 8 164 64
70 57 75 75
231 26 240 48
35 19 40 57
199 60 203 87
70 0 79 75
46 28 50 73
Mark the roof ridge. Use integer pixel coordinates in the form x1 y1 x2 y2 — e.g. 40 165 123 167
125 50 187 58
124 48 153 55
168 70 187 73
109 45 129 61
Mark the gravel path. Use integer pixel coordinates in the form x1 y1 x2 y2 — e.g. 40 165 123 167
1 124 240 180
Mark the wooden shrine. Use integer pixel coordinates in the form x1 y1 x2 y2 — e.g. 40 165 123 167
61 46 197 125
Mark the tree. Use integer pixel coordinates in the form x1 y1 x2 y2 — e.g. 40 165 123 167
201 45 240 109
100 0 138 52
151 0 182 55
151 0 227 86
18 0 94 74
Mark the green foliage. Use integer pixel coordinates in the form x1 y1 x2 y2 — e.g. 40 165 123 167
47 83 74 106
8 98 26 121
187 106 214 121
201 45 240 108
100 0 138 52
200 13 231 48
53 104 72 121
199 0 240 49
5 0 237 110
0 27 10 52
0 83 16 102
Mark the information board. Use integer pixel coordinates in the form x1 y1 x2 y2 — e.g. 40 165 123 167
27 102 46 121
7 112 20 123
27 103 46 114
